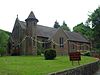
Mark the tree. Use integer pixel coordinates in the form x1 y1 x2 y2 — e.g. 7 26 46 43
0 31 9 56
61 21 70 31
73 22 93 41
73 22 85 34
53 20 60 28
87 6 100 49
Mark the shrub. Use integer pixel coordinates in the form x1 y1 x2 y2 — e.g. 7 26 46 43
83 52 91 56
44 49 56 60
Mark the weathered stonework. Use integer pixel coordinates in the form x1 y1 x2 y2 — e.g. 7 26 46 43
9 11 90 56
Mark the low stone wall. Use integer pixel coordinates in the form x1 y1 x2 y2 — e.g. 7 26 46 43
49 60 99 75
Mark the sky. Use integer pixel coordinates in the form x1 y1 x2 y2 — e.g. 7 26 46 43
0 0 100 32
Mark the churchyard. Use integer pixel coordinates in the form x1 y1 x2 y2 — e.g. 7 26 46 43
0 56 98 75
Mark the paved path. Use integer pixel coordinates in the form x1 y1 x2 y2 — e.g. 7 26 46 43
94 69 100 75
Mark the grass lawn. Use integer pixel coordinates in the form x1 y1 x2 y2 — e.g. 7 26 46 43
0 56 97 75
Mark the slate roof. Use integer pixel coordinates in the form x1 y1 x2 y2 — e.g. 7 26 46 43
28 11 37 19
36 25 58 38
19 21 57 38
25 11 39 22
18 20 89 43
65 31 89 43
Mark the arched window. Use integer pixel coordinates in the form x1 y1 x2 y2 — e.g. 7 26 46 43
59 37 64 48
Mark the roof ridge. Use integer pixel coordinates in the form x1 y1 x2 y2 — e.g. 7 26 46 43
37 24 58 30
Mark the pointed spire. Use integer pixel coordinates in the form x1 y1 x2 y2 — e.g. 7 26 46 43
16 15 19 21
17 14 18 19
14 14 21 25
16 14 19 21
28 11 36 19
14 14 20 27
25 11 39 22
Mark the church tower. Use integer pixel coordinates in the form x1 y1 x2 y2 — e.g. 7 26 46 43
25 11 39 55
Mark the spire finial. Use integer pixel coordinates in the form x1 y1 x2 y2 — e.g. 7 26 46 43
17 14 18 18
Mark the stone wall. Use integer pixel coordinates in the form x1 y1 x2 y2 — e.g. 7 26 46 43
49 60 99 75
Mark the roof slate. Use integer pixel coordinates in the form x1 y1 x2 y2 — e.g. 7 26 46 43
25 11 39 22
65 31 89 43
28 11 36 19
18 21 89 43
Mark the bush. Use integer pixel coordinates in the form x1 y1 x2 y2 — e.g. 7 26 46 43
83 52 91 56
44 49 56 60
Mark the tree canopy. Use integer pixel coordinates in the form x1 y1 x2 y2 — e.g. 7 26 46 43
61 21 70 31
73 22 93 40
87 6 100 49
53 21 60 28
0 30 9 56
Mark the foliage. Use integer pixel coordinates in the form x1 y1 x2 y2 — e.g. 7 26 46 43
53 20 60 28
87 6 100 49
61 21 70 31
0 29 11 35
73 22 93 40
37 42 45 55
0 47 6 56
82 51 91 56
44 49 56 60
0 56 97 75
0 30 9 56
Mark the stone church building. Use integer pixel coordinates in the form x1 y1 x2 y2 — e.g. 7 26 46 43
8 11 90 55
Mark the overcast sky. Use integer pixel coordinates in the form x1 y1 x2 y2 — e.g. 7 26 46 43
0 0 100 32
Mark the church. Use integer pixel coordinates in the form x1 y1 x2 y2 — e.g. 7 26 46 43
8 11 90 56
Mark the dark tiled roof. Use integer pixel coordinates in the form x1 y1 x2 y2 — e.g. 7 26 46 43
18 21 89 43
26 11 39 22
19 21 57 38
36 25 58 38
28 11 36 19
65 31 89 43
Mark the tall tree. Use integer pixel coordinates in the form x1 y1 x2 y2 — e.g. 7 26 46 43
53 20 60 28
73 22 85 34
61 21 70 31
73 22 93 40
87 7 100 49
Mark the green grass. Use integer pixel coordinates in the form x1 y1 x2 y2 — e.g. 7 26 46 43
0 56 97 75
